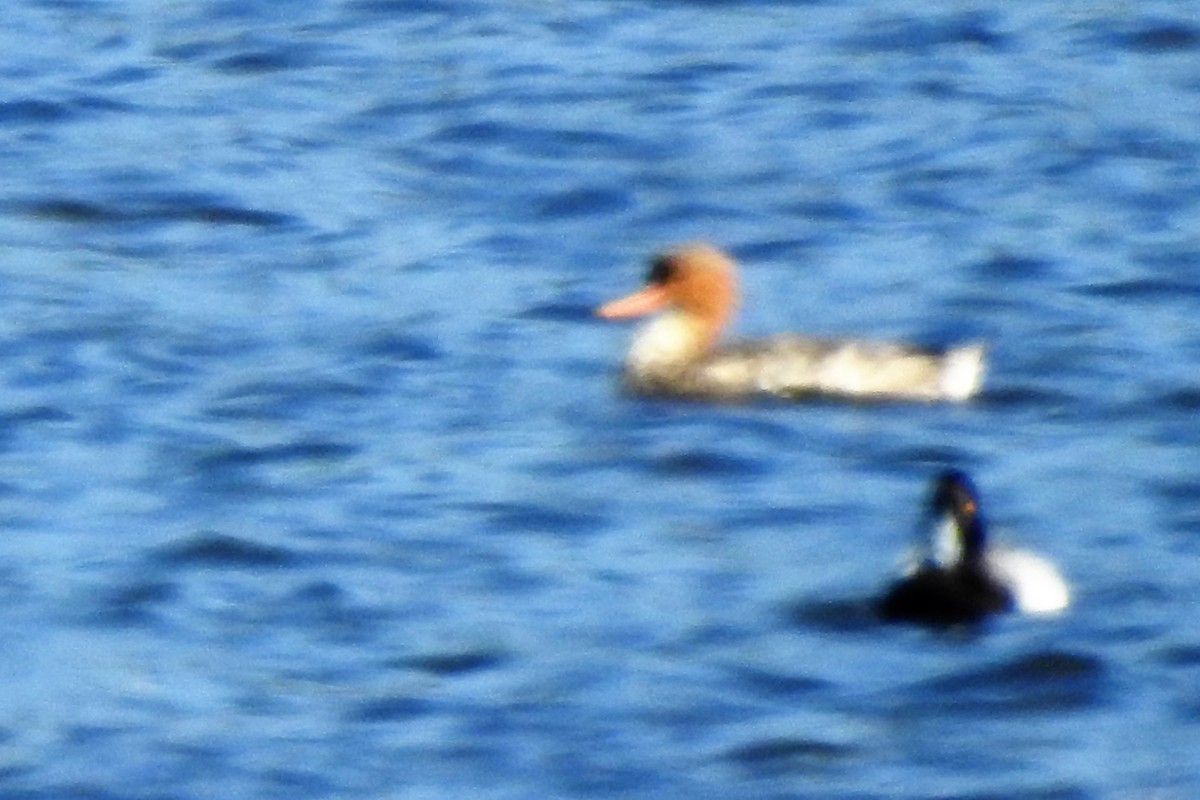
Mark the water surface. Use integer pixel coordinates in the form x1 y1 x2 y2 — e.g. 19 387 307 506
1 1 1199 797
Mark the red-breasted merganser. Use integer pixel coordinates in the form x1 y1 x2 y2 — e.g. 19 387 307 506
878 470 1070 626
595 243 985 403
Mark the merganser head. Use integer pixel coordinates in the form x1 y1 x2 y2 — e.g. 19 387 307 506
596 243 740 366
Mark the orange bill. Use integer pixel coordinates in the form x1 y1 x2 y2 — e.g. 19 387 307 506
595 284 670 319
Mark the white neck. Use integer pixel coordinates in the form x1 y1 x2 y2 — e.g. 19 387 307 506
626 311 707 373
932 512 963 568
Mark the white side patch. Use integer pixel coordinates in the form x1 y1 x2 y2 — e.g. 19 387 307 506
986 546 1070 613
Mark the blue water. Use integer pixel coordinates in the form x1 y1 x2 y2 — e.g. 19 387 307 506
1 1 1199 797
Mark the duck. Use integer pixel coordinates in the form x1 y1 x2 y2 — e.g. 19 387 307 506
595 243 985 403
878 470 1069 626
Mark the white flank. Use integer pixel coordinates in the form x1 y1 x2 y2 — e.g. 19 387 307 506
986 546 1070 614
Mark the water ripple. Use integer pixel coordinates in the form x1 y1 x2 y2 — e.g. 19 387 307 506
842 11 1009 54
536 187 632 220
204 379 376 421
193 440 358 472
906 651 1109 715
87 579 179 627
1091 17 1200 53
647 448 770 479
347 695 434 724
150 531 298 569
0 99 74 125
726 736 858 776
464 500 609 538
402 649 508 677
19 195 297 228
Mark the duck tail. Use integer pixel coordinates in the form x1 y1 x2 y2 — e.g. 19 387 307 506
939 342 986 401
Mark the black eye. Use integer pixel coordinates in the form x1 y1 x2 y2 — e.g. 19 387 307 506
646 255 674 285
